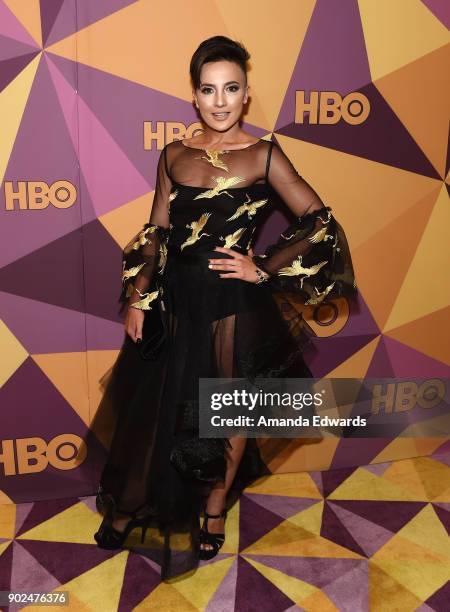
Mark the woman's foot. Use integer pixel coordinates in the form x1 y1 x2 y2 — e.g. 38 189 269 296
199 514 225 553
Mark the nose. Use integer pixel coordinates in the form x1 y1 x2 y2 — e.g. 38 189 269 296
215 91 226 107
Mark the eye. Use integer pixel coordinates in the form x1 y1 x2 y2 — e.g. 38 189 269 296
200 87 213 94
227 85 239 92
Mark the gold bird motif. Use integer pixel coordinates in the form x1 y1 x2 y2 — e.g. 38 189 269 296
131 225 157 250
226 194 268 221
193 175 246 199
196 150 230 172
277 254 329 288
130 288 160 310
181 212 212 250
122 261 146 282
168 189 178 212
304 282 336 305
219 227 247 248
158 242 168 273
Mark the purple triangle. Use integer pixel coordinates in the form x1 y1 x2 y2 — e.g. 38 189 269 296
0 218 122 320
321 502 366 556
235 556 295 612
239 494 285 551
11 541 60 592
244 493 317 520
384 336 450 377
242 554 366 589
432 504 450 537
0 541 13 590
425 578 450 610
329 438 392 471
45 0 140 47
328 500 394 557
322 465 359 497
0 50 40 92
0 56 85 268
0 358 106 503
40 0 65 47
330 500 426 533
206 558 237 612
322 561 368 610
0 32 38 60
421 1 450 29
276 0 371 129
120 553 161 609
16 498 81 537
18 540 119 585
275 0 439 179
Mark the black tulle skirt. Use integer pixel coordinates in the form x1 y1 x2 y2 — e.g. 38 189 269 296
94 249 313 580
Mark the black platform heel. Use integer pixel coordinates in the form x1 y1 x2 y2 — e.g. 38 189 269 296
94 510 150 550
198 508 227 560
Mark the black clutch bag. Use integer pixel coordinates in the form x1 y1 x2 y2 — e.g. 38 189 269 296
138 296 168 361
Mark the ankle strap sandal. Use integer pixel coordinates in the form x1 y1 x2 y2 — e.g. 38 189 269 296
198 508 227 560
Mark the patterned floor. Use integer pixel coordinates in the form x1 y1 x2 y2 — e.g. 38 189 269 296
1 449 450 611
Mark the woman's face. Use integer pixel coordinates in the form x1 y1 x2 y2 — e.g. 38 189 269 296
193 60 248 131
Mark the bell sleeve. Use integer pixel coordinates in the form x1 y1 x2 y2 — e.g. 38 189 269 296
252 142 357 306
118 144 172 315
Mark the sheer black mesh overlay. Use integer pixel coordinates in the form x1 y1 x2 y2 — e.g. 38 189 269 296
94 137 357 580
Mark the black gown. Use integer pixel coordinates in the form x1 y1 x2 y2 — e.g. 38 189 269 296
94 137 357 580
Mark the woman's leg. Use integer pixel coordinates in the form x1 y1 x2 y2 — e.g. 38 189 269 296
200 435 247 551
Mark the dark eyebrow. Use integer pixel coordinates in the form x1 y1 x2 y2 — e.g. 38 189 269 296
199 81 240 87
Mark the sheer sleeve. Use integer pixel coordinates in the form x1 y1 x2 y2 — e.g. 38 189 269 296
118 144 171 314
252 142 357 306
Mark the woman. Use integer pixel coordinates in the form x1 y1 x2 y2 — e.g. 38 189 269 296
93 35 357 580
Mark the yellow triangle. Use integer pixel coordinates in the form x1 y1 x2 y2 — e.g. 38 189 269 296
327 467 424 501
396 503 450 560
242 518 362 558
0 53 40 190
17 501 100 544
369 562 423 610
0 319 28 387
327 336 380 378
57 550 128 610
99 191 154 249
0 502 16 539
287 501 324 534
171 556 235 609
374 446 450 499
372 537 450 600
385 179 450 330
246 472 322 498
243 556 318 605
359 0 449 80
32 352 90 426
138 581 198 611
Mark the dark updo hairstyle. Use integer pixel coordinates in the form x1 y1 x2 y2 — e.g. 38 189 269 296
190 35 250 90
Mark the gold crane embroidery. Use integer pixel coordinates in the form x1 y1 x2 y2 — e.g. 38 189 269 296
130 288 159 310
130 225 157 250
304 282 336 305
219 227 247 248
277 254 329 288
226 194 268 221
181 212 212 250
193 175 246 199
168 189 178 212
158 242 168 273
122 261 146 282
246 226 256 250
195 150 230 172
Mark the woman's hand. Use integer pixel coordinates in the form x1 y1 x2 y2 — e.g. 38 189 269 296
125 305 145 343
208 247 268 283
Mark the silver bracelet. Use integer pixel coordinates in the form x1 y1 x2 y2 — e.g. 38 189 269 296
255 267 269 284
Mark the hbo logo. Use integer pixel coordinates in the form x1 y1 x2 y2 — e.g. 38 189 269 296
4 181 77 210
